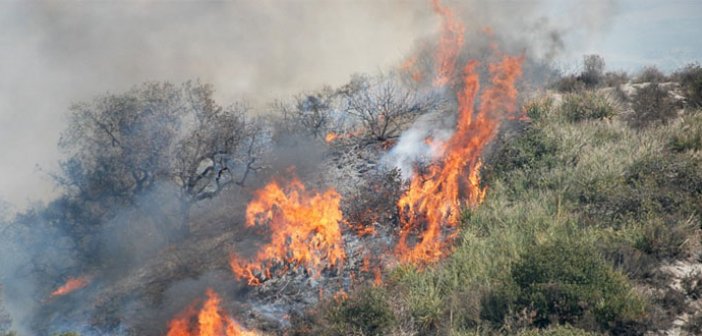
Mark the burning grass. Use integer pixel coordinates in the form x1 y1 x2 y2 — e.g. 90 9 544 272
166 289 257 336
229 176 345 286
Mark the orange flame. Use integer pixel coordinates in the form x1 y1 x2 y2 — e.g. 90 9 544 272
166 289 257 336
401 55 424 83
50 275 91 297
230 176 345 286
396 55 523 264
431 0 465 86
324 132 339 143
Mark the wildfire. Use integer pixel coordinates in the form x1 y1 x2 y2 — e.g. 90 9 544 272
166 289 257 336
431 0 465 86
401 55 424 83
324 132 339 143
324 129 364 143
50 275 91 297
396 56 523 264
230 176 345 286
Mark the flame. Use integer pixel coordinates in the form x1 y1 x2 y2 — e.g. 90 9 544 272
166 289 257 336
230 176 345 285
324 129 364 143
431 0 465 86
50 275 91 297
324 132 339 143
401 55 423 83
396 55 523 264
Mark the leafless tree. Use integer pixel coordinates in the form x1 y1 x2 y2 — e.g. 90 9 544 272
59 81 264 235
342 75 440 142
271 87 337 140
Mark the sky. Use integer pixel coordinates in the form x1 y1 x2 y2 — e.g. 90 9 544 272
0 0 700 212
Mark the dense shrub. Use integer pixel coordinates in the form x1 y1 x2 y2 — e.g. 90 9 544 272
634 66 668 84
552 55 606 92
510 239 645 330
580 55 606 89
296 287 395 336
603 71 629 87
559 91 617 122
670 113 702 152
553 74 585 93
673 63 702 108
519 325 596 336
684 311 702 335
486 125 558 180
624 155 702 216
626 83 677 129
634 217 696 260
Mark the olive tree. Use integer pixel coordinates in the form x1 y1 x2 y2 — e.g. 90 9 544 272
58 81 263 235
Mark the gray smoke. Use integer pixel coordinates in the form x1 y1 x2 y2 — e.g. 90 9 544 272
0 1 624 334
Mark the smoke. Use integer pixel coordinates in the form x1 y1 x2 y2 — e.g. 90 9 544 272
0 1 626 334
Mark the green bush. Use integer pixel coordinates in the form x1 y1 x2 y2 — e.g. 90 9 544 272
634 217 695 260
673 63 702 108
559 91 617 122
627 83 677 129
324 287 395 336
684 311 702 335
553 74 586 93
634 66 668 84
670 113 702 152
519 325 596 336
603 71 629 87
510 239 645 330
487 126 558 181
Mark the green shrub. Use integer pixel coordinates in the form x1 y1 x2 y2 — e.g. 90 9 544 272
684 311 702 335
519 325 596 336
524 97 555 123
510 239 645 330
553 74 586 93
627 83 677 129
670 113 702 152
486 126 558 181
634 216 695 260
325 287 395 335
559 91 617 122
634 66 668 84
603 71 629 87
673 63 702 108
580 55 606 89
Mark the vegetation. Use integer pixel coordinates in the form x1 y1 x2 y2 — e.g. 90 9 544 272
626 82 677 129
559 91 618 122
294 61 702 335
3 55 702 335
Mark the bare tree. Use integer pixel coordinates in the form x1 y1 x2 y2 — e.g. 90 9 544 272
271 87 337 140
342 75 440 142
58 81 264 235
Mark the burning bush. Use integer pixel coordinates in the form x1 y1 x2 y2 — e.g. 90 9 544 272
229 176 344 286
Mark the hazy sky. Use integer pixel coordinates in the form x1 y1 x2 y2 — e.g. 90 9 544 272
0 0 700 211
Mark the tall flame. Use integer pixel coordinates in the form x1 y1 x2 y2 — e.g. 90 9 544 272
396 55 523 264
166 289 257 336
50 275 91 297
230 176 345 285
431 0 465 86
